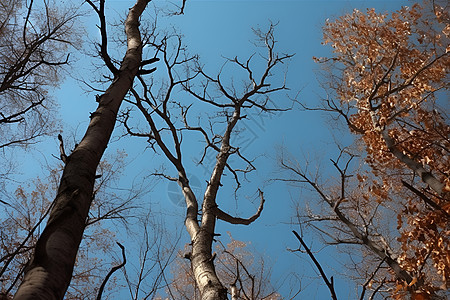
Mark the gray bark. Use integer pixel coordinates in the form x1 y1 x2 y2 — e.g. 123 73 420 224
13 1 151 299
381 131 445 195
178 168 228 300
186 109 242 300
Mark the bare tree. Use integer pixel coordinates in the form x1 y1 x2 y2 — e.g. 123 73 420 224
0 0 81 202
121 23 293 299
13 0 158 298
119 213 181 300
0 0 79 151
1 149 141 299
279 148 414 298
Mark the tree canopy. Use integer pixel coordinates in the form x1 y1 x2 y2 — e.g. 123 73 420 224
293 1 449 298
0 1 448 299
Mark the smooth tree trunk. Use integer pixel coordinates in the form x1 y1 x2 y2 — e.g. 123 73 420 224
184 116 238 300
183 109 256 300
178 172 228 300
191 149 231 300
13 1 151 299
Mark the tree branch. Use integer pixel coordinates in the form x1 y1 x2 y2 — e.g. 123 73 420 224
401 180 450 218
85 0 119 75
96 242 127 300
292 230 338 300
214 189 265 225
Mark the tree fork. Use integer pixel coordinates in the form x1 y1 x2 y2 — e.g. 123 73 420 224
13 1 153 299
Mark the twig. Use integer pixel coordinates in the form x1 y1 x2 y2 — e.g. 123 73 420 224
359 258 385 300
58 134 67 164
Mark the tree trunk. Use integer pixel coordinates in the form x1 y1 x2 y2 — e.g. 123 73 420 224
191 230 228 300
13 1 151 299
178 173 228 300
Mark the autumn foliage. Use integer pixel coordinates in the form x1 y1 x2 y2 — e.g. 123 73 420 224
315 1 449 298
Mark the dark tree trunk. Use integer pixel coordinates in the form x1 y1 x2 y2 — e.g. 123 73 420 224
13 1 151 299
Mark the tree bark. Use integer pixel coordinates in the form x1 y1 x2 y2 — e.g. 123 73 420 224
178 172 228 300
381 131 445 195
13 1 151 299
188 111 241 300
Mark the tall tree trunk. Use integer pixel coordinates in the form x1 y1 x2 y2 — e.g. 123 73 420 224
178 173 228 300
13 1 151 299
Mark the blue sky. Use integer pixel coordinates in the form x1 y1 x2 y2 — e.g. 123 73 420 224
14 0 412 298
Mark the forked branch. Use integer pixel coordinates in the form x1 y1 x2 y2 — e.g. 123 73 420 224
85 0 119 75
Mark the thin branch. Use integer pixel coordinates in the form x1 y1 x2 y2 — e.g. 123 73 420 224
292 230 338 300
401 180 450 218
96 242 127 300
85 0 119 75
0 200 55 278
359 258 385 300
0 98 44 124
368 278 386 300
57 134 67 164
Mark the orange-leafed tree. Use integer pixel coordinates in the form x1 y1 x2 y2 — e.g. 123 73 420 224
316 0 449 194
294 1 448 298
